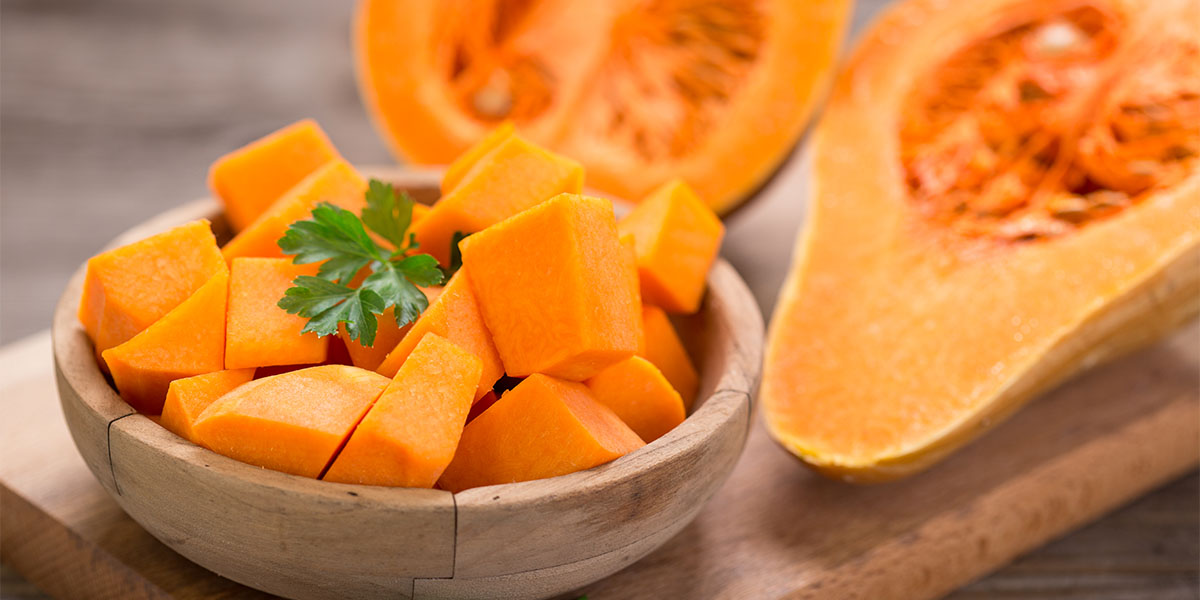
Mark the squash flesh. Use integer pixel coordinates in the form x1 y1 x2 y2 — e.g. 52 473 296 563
323 334 482 487
161 369 256 444
354 0 853 214
375 272 503 402
619 179 725 314
763 0 1200 481
193 365 389 479
459 194 641 381
208 119 340 232
102 269 230 414
585 356 685 443
437 373 645 492
639 305 700 410
221 160 368 261
225 258 329 369
412 133 583 265
79 220 225 361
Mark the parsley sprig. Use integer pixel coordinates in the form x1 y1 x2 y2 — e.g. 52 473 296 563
276 179 444 347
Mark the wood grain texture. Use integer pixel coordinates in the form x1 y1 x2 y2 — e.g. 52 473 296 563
108 417 454 600
1 335 272 600
2 0 1197 598
581 324 1200 600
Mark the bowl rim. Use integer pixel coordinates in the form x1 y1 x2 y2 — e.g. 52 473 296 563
52 167 764 509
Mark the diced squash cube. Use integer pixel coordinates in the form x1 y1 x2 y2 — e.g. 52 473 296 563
193 365 388 478
225 258 328 369
437 374 645 492
440 122 517 195
323 334 482 487
639 305 700 409
208 120 341 231
338 286 443 372
586 356 685 443
414 134 583 265
102 269 229 414
221 159 368 261
460 194 641 381
376 272 501 401
79 220 225 361
338 305 409 372
245 336 351 377
160 369 255 443
619 179 724 313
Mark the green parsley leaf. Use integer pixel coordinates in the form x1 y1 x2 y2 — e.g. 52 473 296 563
278 276 387 345
275 179 446 347
397 254 445 287
278 275 356 322
361 179 414 251
361 268 429 327
277 203 383 284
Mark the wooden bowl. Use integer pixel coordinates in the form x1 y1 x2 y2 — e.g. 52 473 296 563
52 169 763 600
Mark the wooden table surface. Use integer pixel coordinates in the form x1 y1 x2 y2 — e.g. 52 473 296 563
1 0 1196 598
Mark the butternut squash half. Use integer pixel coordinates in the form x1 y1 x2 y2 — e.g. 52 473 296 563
353 0 852 215
763 0 1200 482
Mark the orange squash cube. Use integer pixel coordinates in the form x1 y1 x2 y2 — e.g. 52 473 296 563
437 374 645 492
208 120 341 231
323 334 482 487
160 368 255 443
460 194 641 381
639 305 700 409
619 179 724 313
338 286 442 372
338 305 412 372
102 269 229 414
221 159 368 261
225 258 329 369
586 356 685 443
441 122 516 195
79 219 225 360
375 272 501 401
193 365 389 478
414 134 583 265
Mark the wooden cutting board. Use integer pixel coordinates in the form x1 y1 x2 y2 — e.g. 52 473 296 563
2 158 1198 599
3 324 1198 600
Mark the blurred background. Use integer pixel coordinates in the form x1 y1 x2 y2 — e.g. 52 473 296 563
1 1 1195 598
1 0 392 344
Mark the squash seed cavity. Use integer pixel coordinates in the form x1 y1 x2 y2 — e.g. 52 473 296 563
437 0 766 160
899 3 1199 242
